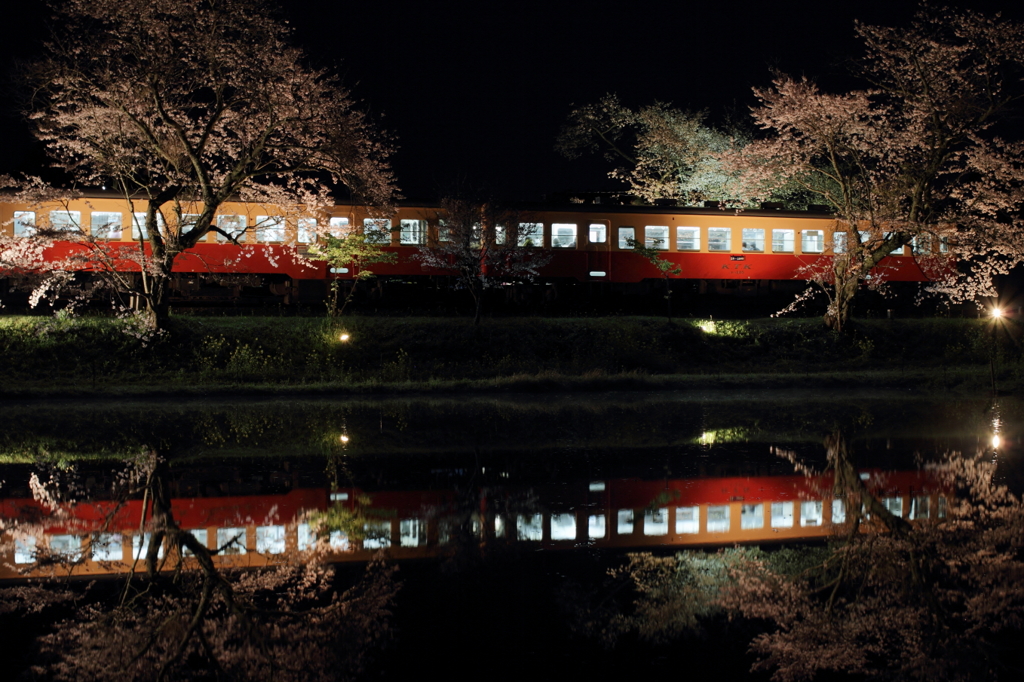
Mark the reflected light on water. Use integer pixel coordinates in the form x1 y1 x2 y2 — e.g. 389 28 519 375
992 434 1002 449
338 333 351 342
339 434 350 443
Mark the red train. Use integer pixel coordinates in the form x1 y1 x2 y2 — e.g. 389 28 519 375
1 194 946 306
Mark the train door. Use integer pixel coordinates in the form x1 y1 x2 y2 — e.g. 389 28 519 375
586 221 612 278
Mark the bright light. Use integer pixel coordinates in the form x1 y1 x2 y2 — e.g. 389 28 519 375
698 321 716 334
339 333 350 342
992 434 1002 449
992 307 1003 319
339 434 349 443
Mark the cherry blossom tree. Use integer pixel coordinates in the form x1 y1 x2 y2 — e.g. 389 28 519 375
19 0 396 329
722 7 1024 330
415 197 551 325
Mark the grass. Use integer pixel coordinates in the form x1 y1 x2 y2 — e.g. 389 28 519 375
0 313 1015 397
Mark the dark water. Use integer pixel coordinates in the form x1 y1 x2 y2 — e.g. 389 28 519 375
1 391 1020 680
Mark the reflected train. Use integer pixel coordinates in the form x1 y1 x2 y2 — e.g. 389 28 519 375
0 470 945 580
0 194 949 306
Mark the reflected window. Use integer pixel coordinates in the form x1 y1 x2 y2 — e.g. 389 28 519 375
676 506 699 534
707 505 730 532
400 219 427 245
771 502 794 529
910 496 930 520
363 521 392 549
298 218 317 244
832 499 846 524
183 529 208 557
256 525 286 554
550 513 576 540
91 533 123 561
297 523 314 551
518 223 543 247
14 211 35 237
645 225 669 250
400 518 427 547
517 514 543 541
14 537 35 564
215 215 246 243
741 504 764 530
494 514 506 538
940 236 949 254
618 227 635 249
742 228 764 253
883 497 903 518
50 534 83 561
617 509 634 535
589 223 607 244
588 514 606 539
329 530 350 551
800 501 823 527
801 230 824 253
938 497 947 519
644 508 669 536
708 227 731 251
255 216 285 243
551 223 577 248
677 226 700 251
91 212 123 240
773 229 795 253
217 528 247 555
363 219 391 245
912 234 931 255
50 210 81 231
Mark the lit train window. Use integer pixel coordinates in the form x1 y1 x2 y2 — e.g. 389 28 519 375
551 223 577 248
707 505 730 532
363 218 391 245
255 215 285 242
589 223 607 243
91 211 122 240
183 529 208 556
800 501 823 527
550 513 576 540
708 227 731 251
618 227 635 249
677 226 700 251
14 537 35 564
832 231 847 253
742 228 764 252
182 214 200 235
937 497 947 518
588 514 606 539
589 271 607 277
400 518 427 547
91 533 123 561
770 502 794 529
801 230 824 253
517 514 543 541
133 211 165 240
13 211 35 237
617 509 634 535
49 210 81 231
644 508 669 536
910 496 930 520
741 504 764 530
676 506 699 534
883 497 903 518
939 237 949 254
297 218 317 243
256 526 286 554
645 225 669 250
297 523 314 551
330 530 350 550
912 234 931 255
773 229 795 253
363 521 392 549
518 222 543 247
214 215 246 243
217 528 248 555
832 499 846 524
132 532 166 559
400 219 427 245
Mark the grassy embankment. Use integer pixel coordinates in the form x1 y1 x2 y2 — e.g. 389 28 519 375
0 314 1016 397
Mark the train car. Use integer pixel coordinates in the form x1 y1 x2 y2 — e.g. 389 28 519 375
0 193 947 307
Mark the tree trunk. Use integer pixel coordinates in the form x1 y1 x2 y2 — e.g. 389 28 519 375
142 256 174 330
824 275 860 332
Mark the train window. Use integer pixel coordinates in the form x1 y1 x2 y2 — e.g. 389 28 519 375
939 236 949 254
831 499 846 524
494 224 507 245
677 226 700 251
255 215 285 243
182 529 208 556
773 229 795 253
883 497 903 518
741 503 764 530
800 501 823 527
801 230 824 253
617 509 635 535
551 513 576 540
327 217 351 238
588 514 606 539
132 212 166 240
495 514 506 538
708 227 731 251
832 231 847 253
214 215 246 243
707 505 730 532
50 534 83 561
329 530 350 550
363 218 391 244
297 217 317 243
217 528 248 555
618 227 635 249
676 506 699 534
517 514 543 541
909 496 930 520
912 234 931 255
363 521 392 549
91 211 122 240
518 222 543 247
589 223 607 243
14 537 35 564
400 518 428 547
49 210 81 232
551 223 577 248
644 508 669 536
742 228 765 252
297 523 314 551
770 502 794 528
13 211 35 237
400 219 427 245
645 225 669 250
91 533 123 561
256 525 286 554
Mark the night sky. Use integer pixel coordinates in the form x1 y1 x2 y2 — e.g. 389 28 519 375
2 0 1022 202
